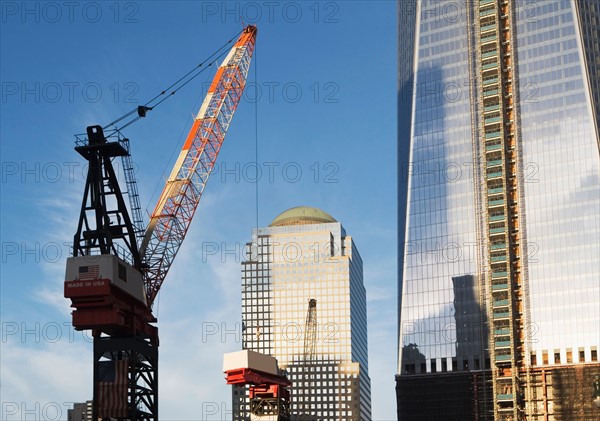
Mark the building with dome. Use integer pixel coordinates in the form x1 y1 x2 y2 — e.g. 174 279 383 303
232 206 371 420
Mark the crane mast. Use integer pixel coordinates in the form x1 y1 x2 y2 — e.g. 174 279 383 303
72 126 141 268
64 25 257 420
304 299 318 364
301 298 317 418
141 25 257 307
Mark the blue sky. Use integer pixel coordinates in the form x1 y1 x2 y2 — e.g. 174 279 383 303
1 1 397 419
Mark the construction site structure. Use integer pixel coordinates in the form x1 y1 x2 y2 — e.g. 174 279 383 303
299 299 317 419
224 350 291 421
303 299 317 365
471 0 525 418
64 25 257 420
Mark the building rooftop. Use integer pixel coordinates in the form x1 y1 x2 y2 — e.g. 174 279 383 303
269 206 337 227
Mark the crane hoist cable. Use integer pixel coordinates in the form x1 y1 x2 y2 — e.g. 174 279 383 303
76 27 248 253
102 28 245 132
253 44 260 232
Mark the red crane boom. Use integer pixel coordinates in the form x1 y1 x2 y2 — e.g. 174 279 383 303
141 25 257 307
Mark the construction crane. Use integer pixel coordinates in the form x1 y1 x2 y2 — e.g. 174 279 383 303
304 299 318 365
300 298 317 419
64 25 257 420
224 350 291 421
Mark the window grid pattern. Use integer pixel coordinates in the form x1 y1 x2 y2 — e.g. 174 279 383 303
234 222 371 420
399 0 486 376
515 0 600 364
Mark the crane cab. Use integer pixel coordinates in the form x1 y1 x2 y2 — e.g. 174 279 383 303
65 254 146 304
64 254 156 341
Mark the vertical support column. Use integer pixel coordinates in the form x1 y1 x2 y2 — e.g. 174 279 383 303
93 335 158 421
474 0 524 419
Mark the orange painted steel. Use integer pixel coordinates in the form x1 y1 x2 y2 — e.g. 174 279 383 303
141 25 257 307
225 368 291 387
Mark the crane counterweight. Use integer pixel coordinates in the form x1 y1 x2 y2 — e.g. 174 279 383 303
224 350 291 421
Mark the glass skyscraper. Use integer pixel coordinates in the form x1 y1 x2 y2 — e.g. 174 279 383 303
233 206 371 420
397 0 600 419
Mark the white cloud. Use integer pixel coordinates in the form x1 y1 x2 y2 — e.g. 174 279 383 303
1 337 92 419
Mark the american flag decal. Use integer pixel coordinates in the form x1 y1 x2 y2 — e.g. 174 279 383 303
78 265 99 280
97 359 128 418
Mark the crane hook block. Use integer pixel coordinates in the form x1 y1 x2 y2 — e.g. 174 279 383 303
137 105 151 117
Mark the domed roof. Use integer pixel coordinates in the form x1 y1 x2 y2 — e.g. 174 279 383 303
269 206 337 227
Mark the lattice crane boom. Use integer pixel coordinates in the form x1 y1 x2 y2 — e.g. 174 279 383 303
304 299 317 363
140 25 257 306
301 298 317 418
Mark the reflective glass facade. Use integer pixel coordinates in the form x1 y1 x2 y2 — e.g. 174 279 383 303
397 1 600 419
234 208 371 420
515 0 600 366
398 0 483 375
